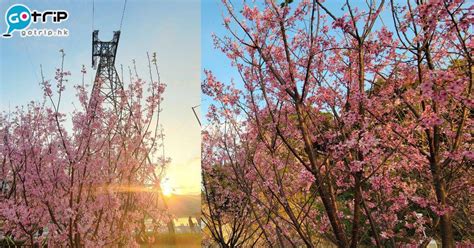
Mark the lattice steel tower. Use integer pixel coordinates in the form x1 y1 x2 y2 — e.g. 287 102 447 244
89 30 124 113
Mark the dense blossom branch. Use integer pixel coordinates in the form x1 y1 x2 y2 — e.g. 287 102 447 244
202 0 473 247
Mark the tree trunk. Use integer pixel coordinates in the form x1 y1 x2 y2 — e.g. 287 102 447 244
295 102 348 248
430 158 455 248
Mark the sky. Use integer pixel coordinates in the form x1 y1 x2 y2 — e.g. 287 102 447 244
201 0 240 123
0 0 201 195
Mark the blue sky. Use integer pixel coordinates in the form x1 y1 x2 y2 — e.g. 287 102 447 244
201 0 240 122
0 0 201 195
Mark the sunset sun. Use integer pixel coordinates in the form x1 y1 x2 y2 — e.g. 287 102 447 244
161 179 173 197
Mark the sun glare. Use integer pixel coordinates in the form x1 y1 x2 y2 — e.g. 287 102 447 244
161 179 173 197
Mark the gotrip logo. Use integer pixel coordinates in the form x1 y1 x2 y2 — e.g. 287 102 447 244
3 4 69 38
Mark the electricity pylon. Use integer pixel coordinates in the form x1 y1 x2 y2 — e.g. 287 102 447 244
89 30 124 114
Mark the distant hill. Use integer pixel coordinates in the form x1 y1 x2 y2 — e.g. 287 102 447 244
165 194 200 217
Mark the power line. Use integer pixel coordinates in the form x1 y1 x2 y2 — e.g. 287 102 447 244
91 0 127 31
119 0 128 31
91 0 95 31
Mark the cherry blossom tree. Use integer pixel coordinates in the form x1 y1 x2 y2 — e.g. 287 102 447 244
202 0 472 247
0 51 170 247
